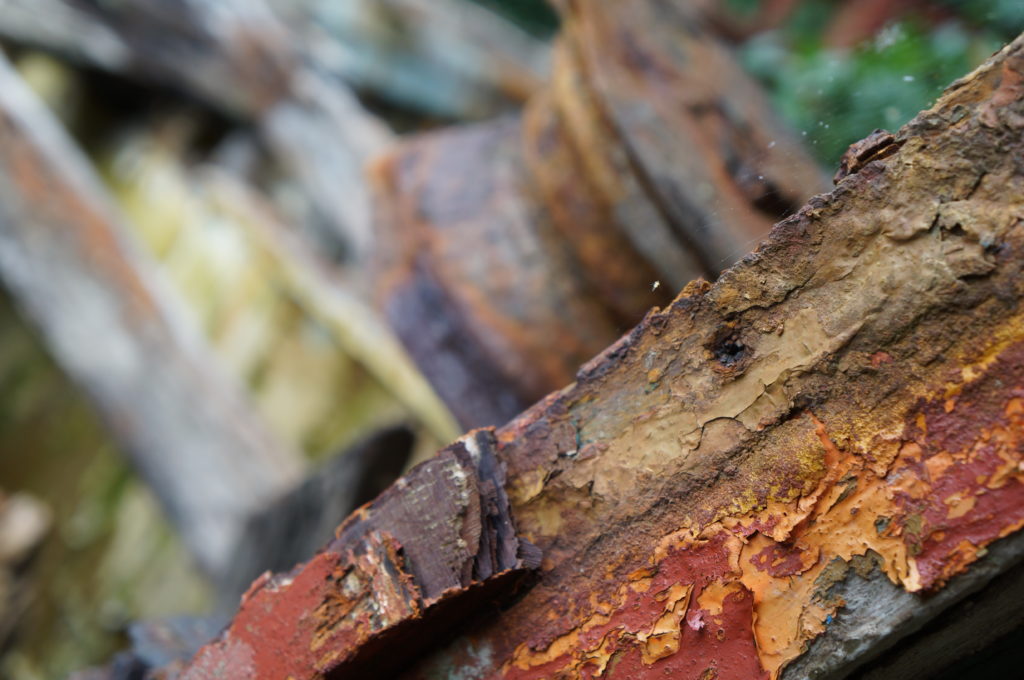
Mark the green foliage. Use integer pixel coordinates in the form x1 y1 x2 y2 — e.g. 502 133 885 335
940 0 1024 38
740 6 1008 166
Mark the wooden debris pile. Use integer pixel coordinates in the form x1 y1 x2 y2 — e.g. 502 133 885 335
171 7 1024 680
1 1 1022 679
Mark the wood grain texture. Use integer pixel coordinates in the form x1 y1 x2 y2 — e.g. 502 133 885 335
179 27 1024 680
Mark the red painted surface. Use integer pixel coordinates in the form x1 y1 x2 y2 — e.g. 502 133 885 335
749 542 812 578
184 551 344 680
896 343 1024 589
601 588 768 680
500 533 768 679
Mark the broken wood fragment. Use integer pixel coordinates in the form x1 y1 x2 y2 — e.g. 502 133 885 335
183 429 540 679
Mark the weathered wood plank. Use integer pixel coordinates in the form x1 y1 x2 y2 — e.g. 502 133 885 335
0 0 550 261
266 0 550 118
0 0 294 117
0 0 390 258
0 53 303 577
178 27 1024 679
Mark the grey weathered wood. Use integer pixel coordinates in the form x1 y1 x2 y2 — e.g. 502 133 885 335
0 0 390 259
855 545 1024 679
781 530 1024 679
199 169 459 442
0 0 548 120
0 0 549 260
0 0 295 117
0 53 303 577
260 66 392 259
266 0 549 118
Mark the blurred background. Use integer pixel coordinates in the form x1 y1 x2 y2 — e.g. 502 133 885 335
0 1 1021 677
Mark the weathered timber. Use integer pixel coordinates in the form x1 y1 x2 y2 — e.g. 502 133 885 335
183 429 541 678
104 143 459 449
0 0 550 260
265 0 550 118
0 53 303 577
0 0 392 258
0 0 547 121
373 0 828 430
0 0 295 117
852 538 1024 679
178 29 1024 679
201 169 461 444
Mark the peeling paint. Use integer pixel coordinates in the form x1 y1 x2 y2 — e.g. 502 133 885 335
494 335 1024 679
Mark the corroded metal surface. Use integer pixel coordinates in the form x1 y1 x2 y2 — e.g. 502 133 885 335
407 34 1024 680
372 118 623 429
568 0 829 272
175 27 1024 680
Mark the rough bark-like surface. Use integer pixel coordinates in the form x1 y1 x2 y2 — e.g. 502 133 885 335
372 0 828 429
178 29 1024 680
0 53 302 577
182 430 541 679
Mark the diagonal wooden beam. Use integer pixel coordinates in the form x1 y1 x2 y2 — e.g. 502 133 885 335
0 53 303 577
177 26 1024 680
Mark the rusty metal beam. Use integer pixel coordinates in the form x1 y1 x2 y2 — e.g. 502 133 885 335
184 430 540 678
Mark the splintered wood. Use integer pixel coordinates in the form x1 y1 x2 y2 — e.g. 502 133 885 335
178 19 1024 680
182 431 540 678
